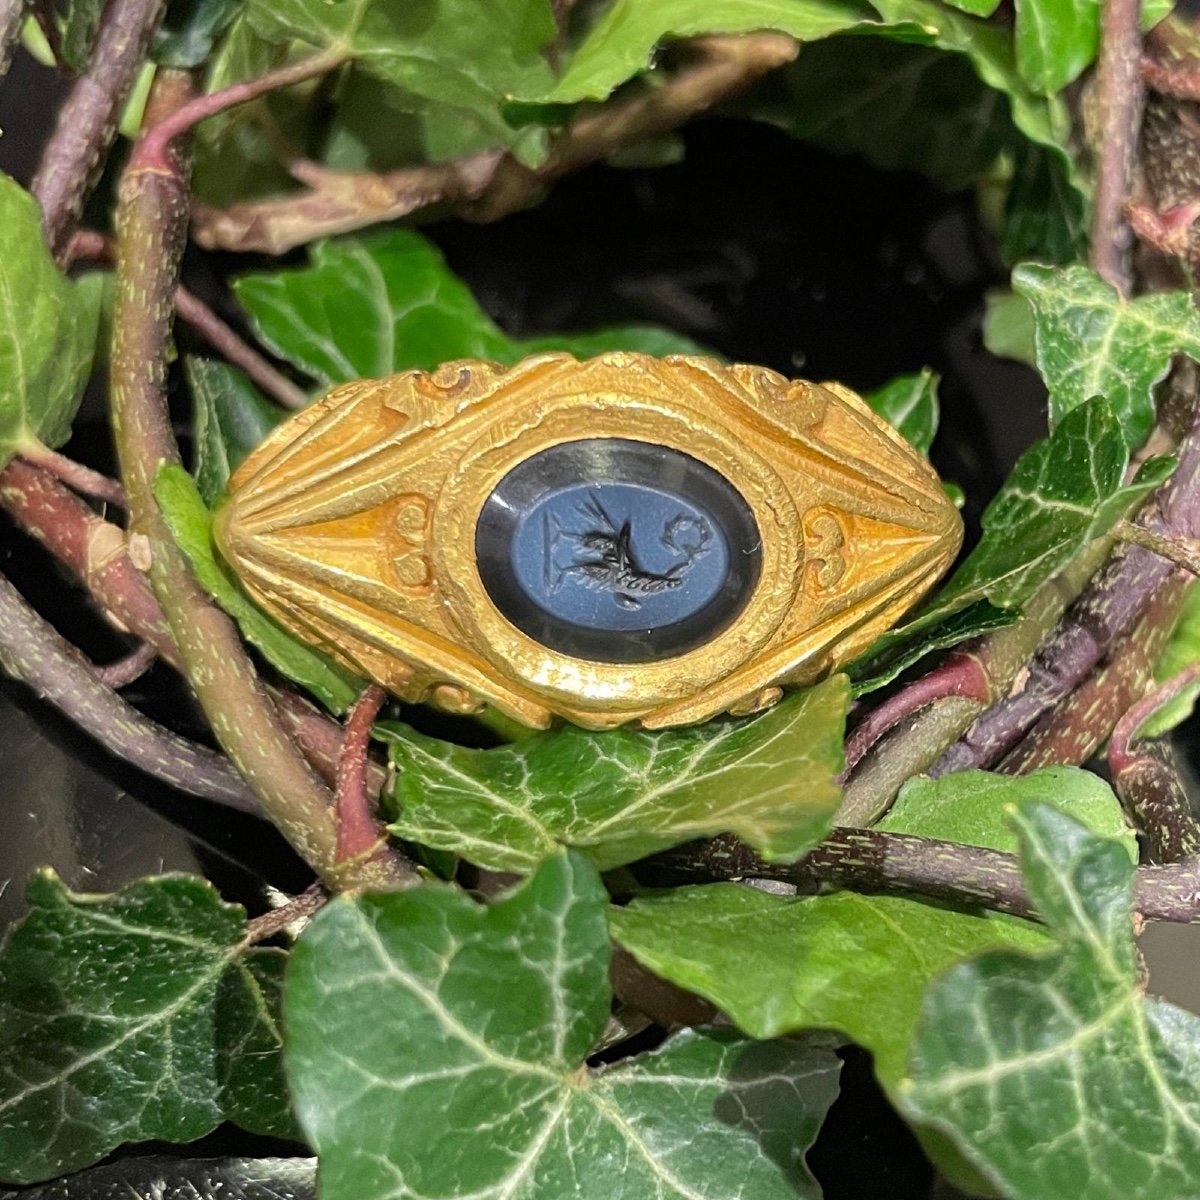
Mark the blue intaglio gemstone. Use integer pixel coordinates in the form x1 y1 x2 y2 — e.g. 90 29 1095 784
475 439 762 663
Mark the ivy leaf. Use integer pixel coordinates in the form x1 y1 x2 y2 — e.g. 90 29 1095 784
0 174 103 471
877 766 1138 860
244 0 557 158
0 1157 317 1200
1012 0 1173 95
0 873 293 1184
1000 140 1087 266
381 675 849 872
612 885 1048 1089
847 599 1017 695
154 465 362 713
1014 264 1200 450
901 804 1200 1200
865 367 940 455
932 398 1173 613
40 0 104 71
233 228 705 388
285 852 841 1200
614 772 1133 1098
215 949 300 1142
737 41 1014 193
187 358 289 506
153 0 244 67
982 287 1037 365
538 0 928 105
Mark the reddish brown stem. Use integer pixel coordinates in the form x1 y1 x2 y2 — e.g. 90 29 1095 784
334 684 395 867
134 51 348 175
1092 0 1146 294
841 653 989 779
1111 662 1200 772
19 446 124 508
1142 57 1200 99
93 640 157 688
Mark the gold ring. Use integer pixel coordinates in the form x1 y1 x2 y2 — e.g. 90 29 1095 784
215 352 962 729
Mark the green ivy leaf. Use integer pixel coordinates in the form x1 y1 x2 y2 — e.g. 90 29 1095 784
736 42 1014 193
233 228 705 388
187 358 289 506
41 0 104 71
613 775 1135 1093
244 0 557 158
932 398 1173 613
215 949 300 1142
901 804 1200 1200
982 287 1037 365
286 852 841 1200
865 367 940 455
538 0 928 105
1012 0 1173 95
0 175 103 471
877 766 1137 860
1014 264 1200 450
154 465 362 713
999 140 1087 265
612 886 1047 1089
847 600 1018 695
381 675 848 872
153 0 244 67
0 873 292 1184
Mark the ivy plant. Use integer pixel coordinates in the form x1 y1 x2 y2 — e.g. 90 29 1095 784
3 1 1200 1198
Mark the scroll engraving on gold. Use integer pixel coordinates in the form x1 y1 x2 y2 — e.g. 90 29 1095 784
215 353 962 730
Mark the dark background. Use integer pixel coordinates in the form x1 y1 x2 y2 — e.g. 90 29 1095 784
1 46 1193 1199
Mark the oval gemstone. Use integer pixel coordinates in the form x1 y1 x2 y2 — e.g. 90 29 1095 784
475 438 762 663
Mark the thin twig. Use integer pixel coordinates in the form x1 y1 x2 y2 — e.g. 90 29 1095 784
93 640 157 688
1092 0 1146 294
18 445 124 507
31 0 167 258
192 33 798 253
1111 662 1200 768
244 882 326 944
646 829 1200 923
334 684 412 883
0 569 259 811
1114 518 1200 573
1143 56 1200 100
839 653 989 794
175 286 309 410
68 229 309 411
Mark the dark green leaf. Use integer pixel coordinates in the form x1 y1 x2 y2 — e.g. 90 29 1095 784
233 229 706 388
847 599 1017 695
865 368 940 455
902 804 1200 1200
737 41 1013 192
154 465 361 712
931 398 1172 613
0 1156 317 1200
0 174 103 470
153 0 244 67
877 766 1137 859
44 0 104 71
538 0 927 105
244 0 558 158
1014 264 1200 450
1000 140 1087 265
187 358 289 505
215 950 300 1142
0 873 290 1184
381 676 849 872
286 852 840 1200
